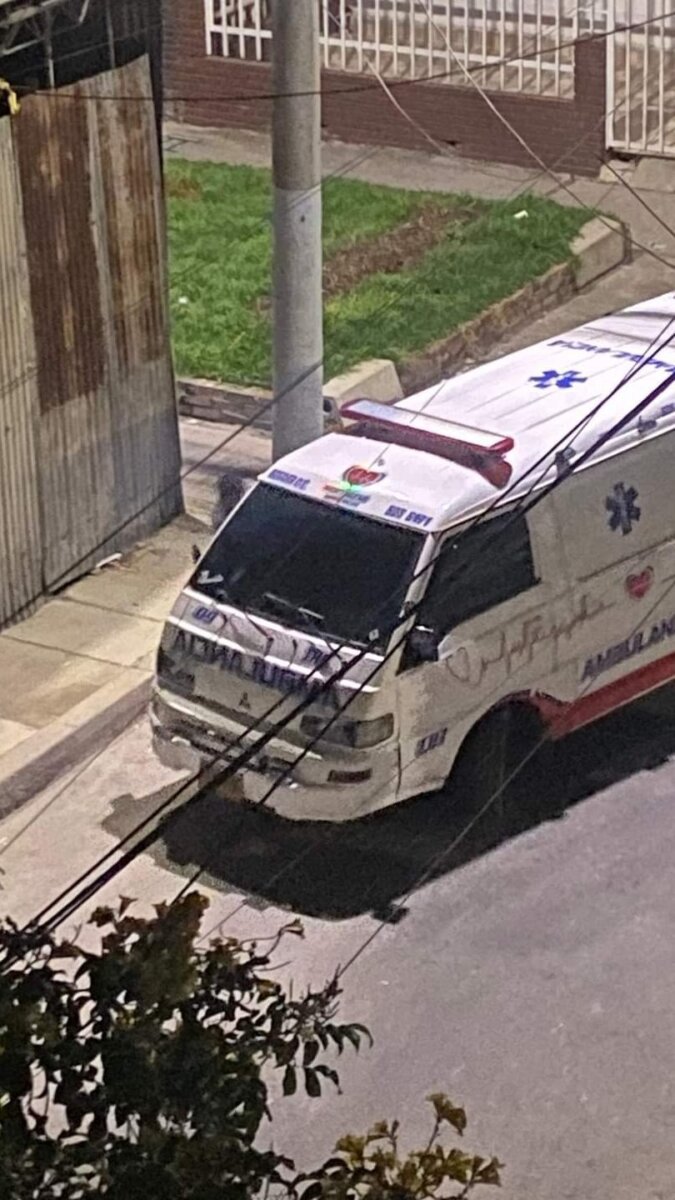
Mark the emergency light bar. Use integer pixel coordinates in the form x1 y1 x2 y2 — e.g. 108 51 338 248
340 398 514 458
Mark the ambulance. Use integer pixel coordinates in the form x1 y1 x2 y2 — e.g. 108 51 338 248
152 293 675 821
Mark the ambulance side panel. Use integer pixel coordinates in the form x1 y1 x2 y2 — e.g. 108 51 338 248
393 493 574 801
549 426 675 731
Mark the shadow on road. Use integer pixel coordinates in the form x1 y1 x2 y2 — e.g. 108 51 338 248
105 691 675 922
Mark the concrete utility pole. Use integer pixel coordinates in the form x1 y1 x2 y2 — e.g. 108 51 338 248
272 0 324 461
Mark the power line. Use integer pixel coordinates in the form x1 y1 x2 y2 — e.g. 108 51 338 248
15 105 674 845
596 154 675 245
23 315 675 938
196 312 675 940
0 720 141 865
3 5 667 417
414 0 675 267
20 48 675 921
0 60 561 862
0 79 448 628
0 360 320 632
14 7 675 106
335 530 675 978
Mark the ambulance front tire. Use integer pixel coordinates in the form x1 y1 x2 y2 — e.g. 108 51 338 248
444 704 547 833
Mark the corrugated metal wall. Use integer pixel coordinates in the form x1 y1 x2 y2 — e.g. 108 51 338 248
0 55 181 626
0 116 42 627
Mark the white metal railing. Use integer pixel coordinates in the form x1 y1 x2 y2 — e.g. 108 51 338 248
205 0 607 97
606 0 675 154
205 1 675 156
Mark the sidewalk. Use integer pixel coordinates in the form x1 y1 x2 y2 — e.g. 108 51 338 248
0 515 206 816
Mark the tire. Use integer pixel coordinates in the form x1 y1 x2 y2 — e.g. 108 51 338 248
446 705 545 834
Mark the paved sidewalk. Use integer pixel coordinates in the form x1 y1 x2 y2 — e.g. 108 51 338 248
180 416 270 526
0 515 205 814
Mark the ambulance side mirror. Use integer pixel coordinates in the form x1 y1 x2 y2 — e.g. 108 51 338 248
408 625 439 664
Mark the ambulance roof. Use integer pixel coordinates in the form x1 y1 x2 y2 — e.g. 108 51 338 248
260 292 675 533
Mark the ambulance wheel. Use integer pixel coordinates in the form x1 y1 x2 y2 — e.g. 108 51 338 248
446 704 545 833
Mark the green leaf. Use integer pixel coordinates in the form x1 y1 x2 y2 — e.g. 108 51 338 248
316 1065 340 1089
304 1068 322 1098
367 1120 390 1139
341 1023 371 1052
283 1065 297 1096
282 918 305 939
427 1092 468 1134
303 1040 319 1067
300 1183 324 1200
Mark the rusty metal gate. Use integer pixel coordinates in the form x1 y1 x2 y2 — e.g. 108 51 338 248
0 56 181 627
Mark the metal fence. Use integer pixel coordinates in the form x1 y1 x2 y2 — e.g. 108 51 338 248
206 1 675 154
206 0 607 97
0 56 181 627
0 117 42 627
606 0 675 154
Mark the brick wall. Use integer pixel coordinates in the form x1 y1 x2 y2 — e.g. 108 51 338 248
164 0 606 177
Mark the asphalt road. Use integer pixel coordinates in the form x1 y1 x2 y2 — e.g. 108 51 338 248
3 688 675 1199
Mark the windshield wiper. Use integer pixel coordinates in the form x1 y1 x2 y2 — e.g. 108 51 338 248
262 592 325 631
196 569 233 604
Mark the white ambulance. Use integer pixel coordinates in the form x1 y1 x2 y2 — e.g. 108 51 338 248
152 292 675 821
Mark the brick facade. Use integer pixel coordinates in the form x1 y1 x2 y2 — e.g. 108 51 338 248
164 0 606 177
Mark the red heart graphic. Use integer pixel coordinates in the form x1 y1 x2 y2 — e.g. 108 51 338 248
343 466 385 487
626 567 654 600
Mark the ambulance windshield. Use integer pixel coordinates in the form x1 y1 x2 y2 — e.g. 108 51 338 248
191 483 422 650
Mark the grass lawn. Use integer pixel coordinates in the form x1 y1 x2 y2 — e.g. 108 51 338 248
166 158 590 388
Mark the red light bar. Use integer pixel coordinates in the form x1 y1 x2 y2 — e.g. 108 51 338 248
340 398 514 457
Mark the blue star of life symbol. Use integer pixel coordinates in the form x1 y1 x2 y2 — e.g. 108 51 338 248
530 368 587 390
606 482 641 536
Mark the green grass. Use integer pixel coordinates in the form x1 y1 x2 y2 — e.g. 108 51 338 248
167 158 590 387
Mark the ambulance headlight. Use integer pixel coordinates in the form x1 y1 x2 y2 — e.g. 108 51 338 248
300 713 394 748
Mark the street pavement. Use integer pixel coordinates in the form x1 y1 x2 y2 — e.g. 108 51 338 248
3 679 675 1199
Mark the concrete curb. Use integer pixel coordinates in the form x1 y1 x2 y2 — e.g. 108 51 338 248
398 217 629 392
0 516 210 819
178 377 274 429
570 216 628 290
177 358 404 430
177 216 628 420
0 673 152 819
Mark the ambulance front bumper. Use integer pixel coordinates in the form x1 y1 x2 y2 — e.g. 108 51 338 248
150 686 398 822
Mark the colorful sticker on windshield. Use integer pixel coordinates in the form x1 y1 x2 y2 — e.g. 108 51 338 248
322 483 370 506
